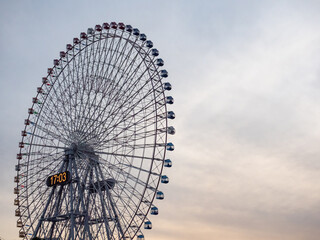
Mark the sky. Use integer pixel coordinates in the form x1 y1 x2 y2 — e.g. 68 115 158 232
1 0 320 239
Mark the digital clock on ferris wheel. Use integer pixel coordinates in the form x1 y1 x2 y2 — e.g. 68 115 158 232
46 171 71 187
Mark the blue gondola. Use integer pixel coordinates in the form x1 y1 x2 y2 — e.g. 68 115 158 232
167 111 175 119
151 49 159 56
163 82 172 90
166 142 174 151
144 221 152 229
160 69 168 78
146 40 153 48
164 159 172 168
150 206 158 215
133 28 140 36
161 175 169 184
156 191 164 200
156 58 164 66
140 34 147 41
165 96 174 104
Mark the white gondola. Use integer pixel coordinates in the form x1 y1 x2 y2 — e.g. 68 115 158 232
17 219 23 227
14 176 19 183
87 28 94 35
59 51 66 58
15 209 21 217
14 198 20 206
164 159 172 168
19 231 26 238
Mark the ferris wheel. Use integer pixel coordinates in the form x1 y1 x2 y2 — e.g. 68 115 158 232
14 22 175 240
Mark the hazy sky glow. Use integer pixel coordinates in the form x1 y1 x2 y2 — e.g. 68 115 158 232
1 1 320 240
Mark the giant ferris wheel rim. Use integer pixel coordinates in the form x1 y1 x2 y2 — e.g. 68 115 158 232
15 22 175 240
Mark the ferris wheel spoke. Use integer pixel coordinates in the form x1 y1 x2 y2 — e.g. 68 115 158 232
77 40 152 139
109 122 165 145
75 32 121 131
74 39 98 134
61 54 80 124
33 107 68 139
95 98 160 147
80 36 110 130
22 160 63 194
47 79 75 134
123 163 160 177
41 82 75 136
103 35 135 89
102 162 152 194
96 68 162 134
81 149 163 162
36 107 72 142
91 55 153 133
101 163 154 195
52 81 79 134
73 39 101 133
27 143 68 150
110 178 152 231
82 79 158 145
86 35 138 131
84 153 150 203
